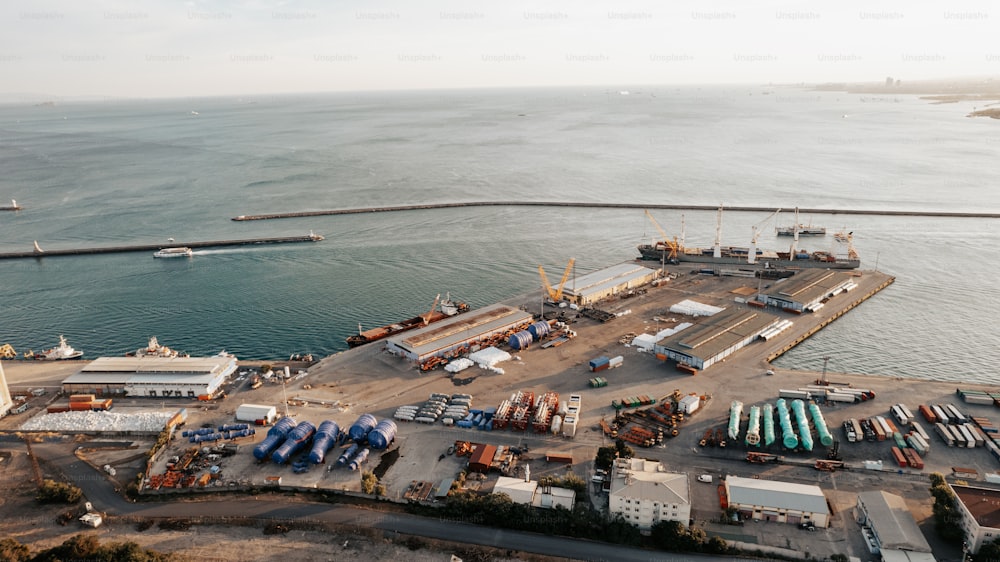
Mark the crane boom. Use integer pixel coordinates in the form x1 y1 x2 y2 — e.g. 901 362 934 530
748 208 781 265
422 294 441 325
554 258 575 301
644 210 680 260
538 258 575 302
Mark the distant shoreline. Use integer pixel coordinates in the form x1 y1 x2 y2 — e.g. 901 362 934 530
811 77 1000 119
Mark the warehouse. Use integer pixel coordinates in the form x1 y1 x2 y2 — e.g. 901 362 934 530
653 308 780 371
561 263 660 307
725 475 830 528
855 491 934 561
235 403 277 424
61 355 237 398
385 304 534 363
468 444 498 473
951 484 1000 555
758 270 856 313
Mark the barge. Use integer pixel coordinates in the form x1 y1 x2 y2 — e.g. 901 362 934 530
347 294 469 348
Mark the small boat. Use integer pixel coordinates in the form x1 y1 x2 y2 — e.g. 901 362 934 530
26 335 83 360
153 247 193 258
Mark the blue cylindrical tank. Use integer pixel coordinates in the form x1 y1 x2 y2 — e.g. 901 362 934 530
308 420 340 464
349 414 377 442
508 331 533 350
527 321 551 340
337 443 359 466
348 447 370 471
271 421 317 464
366 419 397 450
252 417 296 460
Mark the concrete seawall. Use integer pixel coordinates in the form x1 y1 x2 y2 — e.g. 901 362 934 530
0 234 323 261
232 202 1000 221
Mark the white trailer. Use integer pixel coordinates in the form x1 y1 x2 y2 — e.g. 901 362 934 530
932 405 951 425
935 423 956 447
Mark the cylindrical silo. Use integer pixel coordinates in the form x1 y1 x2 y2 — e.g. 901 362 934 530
508 331 533 350
527 321 551 340
366 419 397 450
272 421 317 464
348 413 378 442
252 417 296 460
308 420 340 464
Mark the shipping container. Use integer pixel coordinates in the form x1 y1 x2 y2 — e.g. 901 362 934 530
69 394 96 403
870 418 886 441
910 420 930 442
851 418 864 442
903 447 924 470
899 404 915 423
919 404 937 424
945 404 968 425
778 389 811 400
935 423 956 447
932 404 951 425
958 424 978 448
589 356 610 371
608 356 624 369
890 446 908 468
891 405 910 426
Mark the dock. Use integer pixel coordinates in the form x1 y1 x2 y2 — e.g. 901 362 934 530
0 233 323 260
231 202 1000 221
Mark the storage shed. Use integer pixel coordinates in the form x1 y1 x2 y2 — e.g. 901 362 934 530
235 403 277 424
468 444 498 473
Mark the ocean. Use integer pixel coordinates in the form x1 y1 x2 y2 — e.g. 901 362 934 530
1 86 998 382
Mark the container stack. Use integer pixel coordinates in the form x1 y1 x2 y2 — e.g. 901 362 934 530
589 356 610 372
562 394 581 438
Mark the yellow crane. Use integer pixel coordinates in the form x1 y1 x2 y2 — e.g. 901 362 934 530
644 209 681 261
421 294 442 325
538 258 575 303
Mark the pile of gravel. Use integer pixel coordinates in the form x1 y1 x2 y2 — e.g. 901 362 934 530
20 410 174 432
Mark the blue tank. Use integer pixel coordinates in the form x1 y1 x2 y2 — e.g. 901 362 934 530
348 447 370 471
336 443 359 466
366 419 397 450
508 331 533 350
348 413 378 442
527 321 551 340
272 421 317 464
251 417 296 460
308 420 340 464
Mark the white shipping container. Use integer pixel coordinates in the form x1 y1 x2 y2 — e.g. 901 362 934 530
779 389 811 400
827 392 857 403
876 416 894 437
608 356 624 368
235 404 277 423
678 394 700 415
986 473 1000 484
966 423 986 447
932 405 950 425
935 423 955 446
911 420 930 441
964 395 996 406
946 404 967 424
958 424 977 448
891 405 910 426
899 404 915 422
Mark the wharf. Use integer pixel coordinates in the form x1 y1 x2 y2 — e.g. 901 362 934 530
231 201 1000 221
0 233 323 260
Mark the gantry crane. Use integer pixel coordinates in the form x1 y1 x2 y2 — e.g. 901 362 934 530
538 258 575 303
748 208 781 264
644 210 681 262
421 294 442 325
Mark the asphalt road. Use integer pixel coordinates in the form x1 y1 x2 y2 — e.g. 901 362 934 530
30 442 732 562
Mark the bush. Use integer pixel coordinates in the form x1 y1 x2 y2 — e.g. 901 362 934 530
36 479 83 504
0 538 30 562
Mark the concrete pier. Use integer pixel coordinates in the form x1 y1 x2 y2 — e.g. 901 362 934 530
231 202 1000 221
0 233 323 260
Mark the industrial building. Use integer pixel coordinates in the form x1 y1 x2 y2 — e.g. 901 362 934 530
653 307 781 371
235 404 277 424
0 361 13 417
758 269 857 313
468 444 498 473
725 475 830 528
491 476 577 510
855 491 935 562
951 484 1000 555
561 263 660 307
385 304 534 363
61 355 238 398
608 457 691 532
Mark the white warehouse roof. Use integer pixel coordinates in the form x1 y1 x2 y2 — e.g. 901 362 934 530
726 475 829 515
562 263 659 302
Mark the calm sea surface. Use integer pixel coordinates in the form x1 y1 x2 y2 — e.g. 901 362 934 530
1 86 998 381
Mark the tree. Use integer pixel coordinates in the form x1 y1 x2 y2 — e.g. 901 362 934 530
650 520 701 551
929 473 963 544
36 479 83 504
360 471 378 494
974 538 1000 562
704 535 729 554
0 538 30 562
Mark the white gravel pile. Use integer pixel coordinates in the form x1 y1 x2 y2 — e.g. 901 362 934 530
444 358 474 373
468 347 511 368
20 410 174 432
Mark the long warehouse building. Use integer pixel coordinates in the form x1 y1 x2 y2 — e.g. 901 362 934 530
61 355 238 398
758 269 857 313
385 304 535 363
653 307 781 371
561 263 660 307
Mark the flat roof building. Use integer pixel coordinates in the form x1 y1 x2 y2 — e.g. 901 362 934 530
725 475 830 528
653 307 780 371
561 263 660 306
62 355 237 398
609 458 691 532
855 491 935 562
952 484 1000 554
385 304 534 362
759 269 856 313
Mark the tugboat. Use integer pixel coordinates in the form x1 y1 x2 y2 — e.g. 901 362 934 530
26 335 83 360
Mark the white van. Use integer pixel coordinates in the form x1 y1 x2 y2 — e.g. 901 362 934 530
697 474 713 483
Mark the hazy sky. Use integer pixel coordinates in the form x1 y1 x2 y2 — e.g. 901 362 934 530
2 0 996 98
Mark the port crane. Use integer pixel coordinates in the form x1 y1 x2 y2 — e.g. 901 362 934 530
748 208 781 264
538 258 575 304
644 210 681 262
420 294 442 326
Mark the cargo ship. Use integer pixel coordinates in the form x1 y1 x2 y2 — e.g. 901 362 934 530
638 206 859 269
25 335 83 360
347 294 470 348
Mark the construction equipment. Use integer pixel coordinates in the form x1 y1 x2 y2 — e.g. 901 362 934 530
746 452 780 464
538 258 575 303
749 208 782 265
815 459 845 472
644 210 681 261
421 294 442 326
827 438 842 461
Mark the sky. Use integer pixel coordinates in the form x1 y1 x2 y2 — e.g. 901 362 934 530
1 0 997 99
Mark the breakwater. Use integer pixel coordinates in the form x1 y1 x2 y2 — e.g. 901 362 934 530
0 234 323 260
232 202 1000 221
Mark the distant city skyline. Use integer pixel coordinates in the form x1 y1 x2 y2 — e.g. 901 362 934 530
2 0 997 99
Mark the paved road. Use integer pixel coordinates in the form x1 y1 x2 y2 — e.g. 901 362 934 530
30 442 731 562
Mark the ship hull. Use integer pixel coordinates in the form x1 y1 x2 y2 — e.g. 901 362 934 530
347 305 467 348
638 245 859 269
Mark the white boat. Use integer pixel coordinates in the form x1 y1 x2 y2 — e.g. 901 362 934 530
153 247 193 258
28 335 83 360
131 336 181 358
